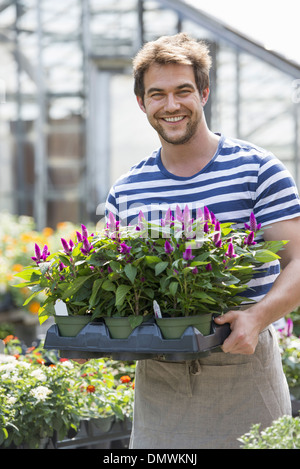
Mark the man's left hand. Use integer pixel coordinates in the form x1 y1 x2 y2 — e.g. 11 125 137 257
214 310 262 355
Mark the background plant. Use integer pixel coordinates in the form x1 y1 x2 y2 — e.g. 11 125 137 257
238 415 300 449
0 336 135 449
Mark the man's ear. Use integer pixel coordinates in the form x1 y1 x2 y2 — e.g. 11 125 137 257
136 95 146 113
201 88 210 107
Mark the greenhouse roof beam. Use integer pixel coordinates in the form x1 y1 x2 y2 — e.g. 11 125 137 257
158 0 300 78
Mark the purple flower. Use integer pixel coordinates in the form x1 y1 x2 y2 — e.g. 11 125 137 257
119 242 132 254
244 212 261 232
80 236 94 255
225 242 237 258
31 243 50 264
81 224 88 238
205 263 212 271
61 238 73 255
204 222 210 233
76 231 83 242
164 240 173 254
183 247 195 261
204 206 211 221
196 207 203 221
213 221 221 245
192 267 199 274
175 205 183 222
244 231 256 246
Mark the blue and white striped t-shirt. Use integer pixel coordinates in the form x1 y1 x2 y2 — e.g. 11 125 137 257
106 134 300 302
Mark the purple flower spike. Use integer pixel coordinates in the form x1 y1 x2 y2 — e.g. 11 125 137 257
61 238 71 254
119 242 132 255
204 222 210 233
244 231 256 246
204 206 211 221
213 221 221 245
245 212 261 232
107 212 117 231
225 242 237 258
35 243 41 259
76 231 83 242
175 205 183 222
41 245 50 261
183 247 195 261
80 236 94 255
32 243 50 264
81 224 88 238
205 263 212 271
164 240 173 254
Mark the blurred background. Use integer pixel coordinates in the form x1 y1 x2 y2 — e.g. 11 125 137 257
0 0 299 230
0 0 300 338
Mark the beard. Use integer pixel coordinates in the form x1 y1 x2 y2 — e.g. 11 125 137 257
149 112 201 145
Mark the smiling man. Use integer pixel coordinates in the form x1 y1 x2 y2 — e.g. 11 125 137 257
105 33 300 449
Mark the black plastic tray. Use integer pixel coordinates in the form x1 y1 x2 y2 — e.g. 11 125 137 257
44 316 231 361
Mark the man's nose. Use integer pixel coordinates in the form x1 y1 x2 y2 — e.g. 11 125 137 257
164 93 180 112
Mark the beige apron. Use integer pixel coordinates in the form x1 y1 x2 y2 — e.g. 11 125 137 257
129 325 291 449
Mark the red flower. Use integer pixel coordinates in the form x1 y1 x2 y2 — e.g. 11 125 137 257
120 375 131 384
86 385 96 393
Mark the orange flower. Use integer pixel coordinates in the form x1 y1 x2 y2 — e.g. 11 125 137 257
42 227 54 237
28 301 40 314
12 264 23 272
120 375 131 384
3 335 15 344
26 346 35 353
86 385 96 393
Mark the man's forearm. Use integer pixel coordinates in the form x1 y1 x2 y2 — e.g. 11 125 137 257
251 258 300 332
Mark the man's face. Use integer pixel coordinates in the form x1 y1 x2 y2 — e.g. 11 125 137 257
137 63 208 145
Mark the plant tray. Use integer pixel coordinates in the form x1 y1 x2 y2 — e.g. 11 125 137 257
43 315 231 361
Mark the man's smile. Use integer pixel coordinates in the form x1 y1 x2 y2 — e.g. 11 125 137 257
162 116 186 123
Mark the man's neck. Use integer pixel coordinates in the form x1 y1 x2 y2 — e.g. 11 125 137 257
160 130 220 177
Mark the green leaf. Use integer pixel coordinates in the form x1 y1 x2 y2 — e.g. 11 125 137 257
145 255 161 264
62 275 96 300
169 281 178 296
155 261 169 276
89 278 103 307
14 268 41 281
101 279 116 292
115 285 132 306
124 264 137 284
254 249 280 263
128 315 144 329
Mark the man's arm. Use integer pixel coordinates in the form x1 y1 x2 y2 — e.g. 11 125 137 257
215 216 300 354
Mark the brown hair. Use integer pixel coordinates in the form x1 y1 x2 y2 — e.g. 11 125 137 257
133 33 212 100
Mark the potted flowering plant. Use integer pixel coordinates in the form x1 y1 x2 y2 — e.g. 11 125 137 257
129 206 287 338
14 207 286 340
14 222 158 337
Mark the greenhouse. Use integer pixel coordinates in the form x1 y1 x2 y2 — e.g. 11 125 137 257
0 0 300 450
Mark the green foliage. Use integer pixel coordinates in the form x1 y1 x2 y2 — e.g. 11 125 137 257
14 207 287 322
0 337 135 449
238 415 300 449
